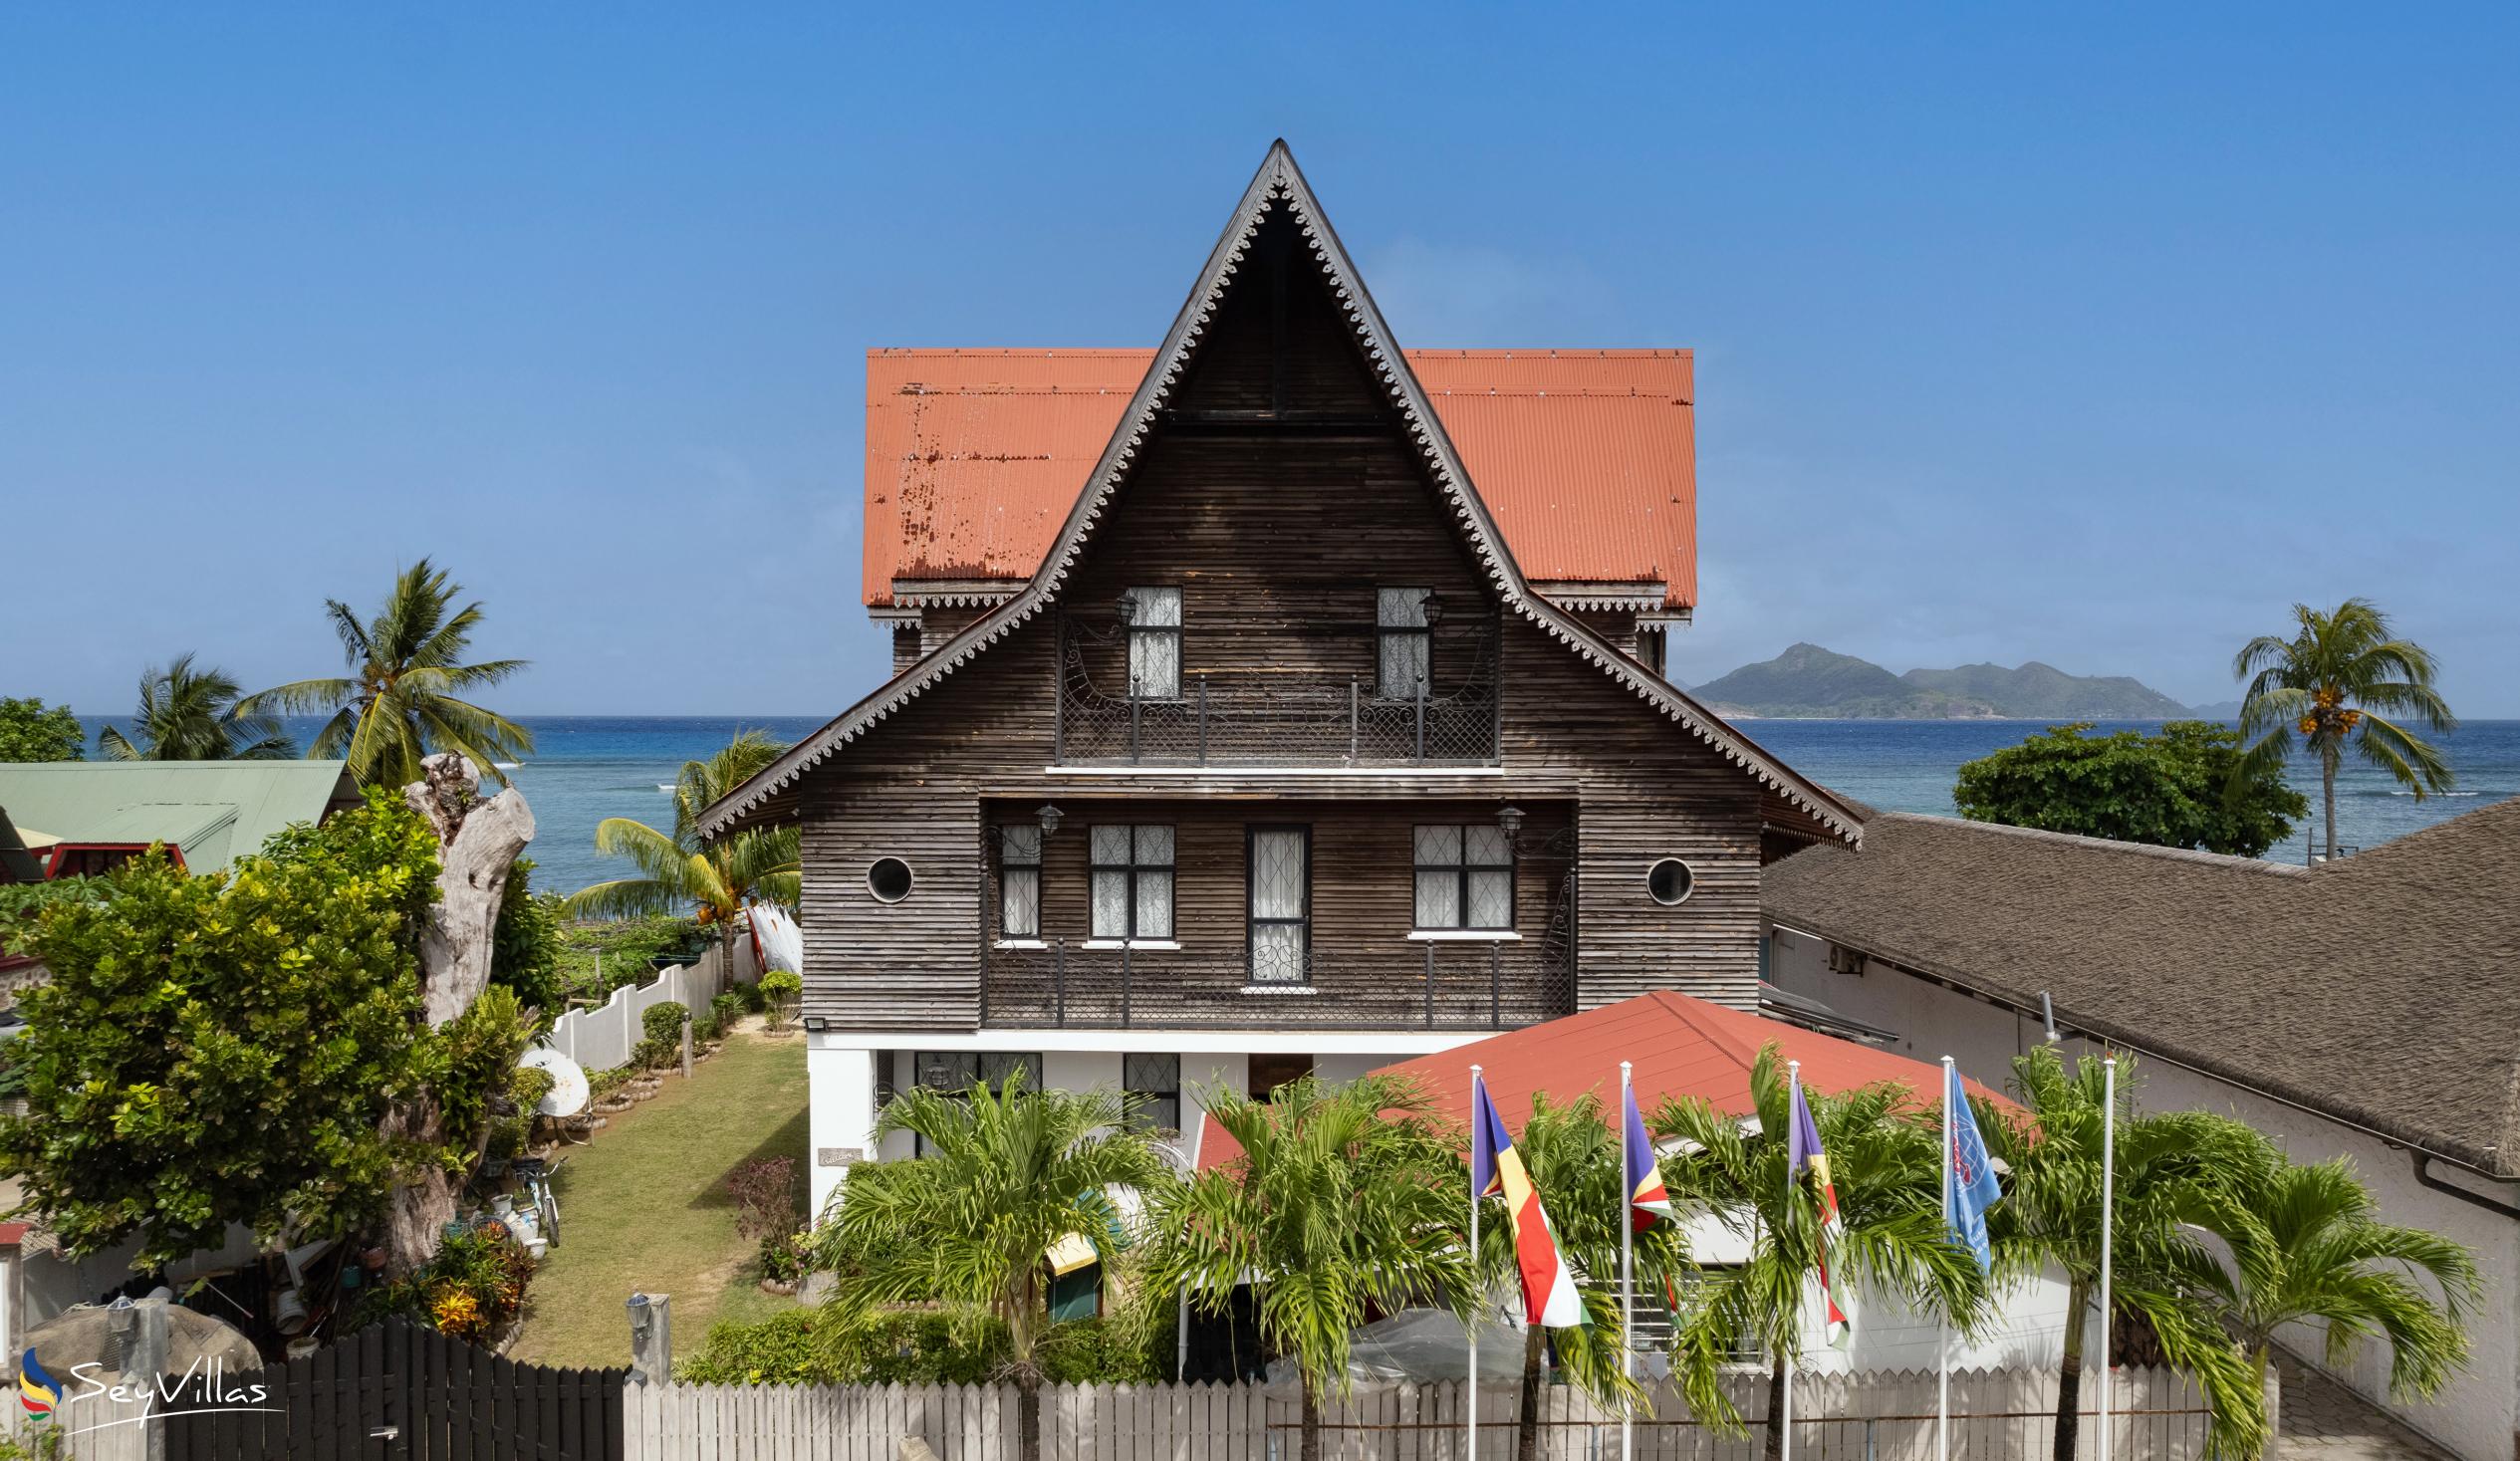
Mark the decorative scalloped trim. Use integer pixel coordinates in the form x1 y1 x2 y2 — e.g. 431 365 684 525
701 148 1861 850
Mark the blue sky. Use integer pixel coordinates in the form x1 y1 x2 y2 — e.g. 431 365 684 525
6 5 2514 716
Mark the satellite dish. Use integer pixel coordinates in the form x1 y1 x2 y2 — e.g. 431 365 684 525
523 1047 591 1117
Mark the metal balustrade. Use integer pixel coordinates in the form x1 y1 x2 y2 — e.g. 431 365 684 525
979 937 1572 1031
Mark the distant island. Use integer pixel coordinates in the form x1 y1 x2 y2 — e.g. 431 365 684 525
1681 642 2205 720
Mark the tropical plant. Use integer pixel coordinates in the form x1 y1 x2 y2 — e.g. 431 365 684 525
1955 720 2306 857
2206 1155 2478 1412
487 859 565 1028
1134 1075 1474 1461
1650 1048 1983 1461
1483 1093 1686 1461
96 653 295 761
813 1074 1169 1461
1981 1046 2266 1460
0 696 85 762
563 730 800 992
2232 598 2455 860
758 969 804 1031
240 558 533 788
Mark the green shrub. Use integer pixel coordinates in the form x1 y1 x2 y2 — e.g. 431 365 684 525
484 1064 556 1164
642 1002 689 1047
490 862 565 1030
1037 1315 1166 1384
629 1037 675 1072
734 980 767 1015
711 991 747 1027
586 1066 630 1099
557 915 702 1001
672 1307 1159 1387
758 970 804 1031
676 1307 837 1385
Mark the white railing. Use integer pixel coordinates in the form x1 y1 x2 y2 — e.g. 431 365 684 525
623 1368 2211 1461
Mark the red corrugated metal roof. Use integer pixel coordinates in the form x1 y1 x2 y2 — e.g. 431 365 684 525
1196 991 2009 1170
863 349 1695 609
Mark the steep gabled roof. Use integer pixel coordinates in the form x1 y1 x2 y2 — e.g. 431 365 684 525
700 142 1861 847
1764 801 2520 1176
863 348 1697 609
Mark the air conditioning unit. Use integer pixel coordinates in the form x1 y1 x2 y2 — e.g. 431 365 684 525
1826 943 1869 977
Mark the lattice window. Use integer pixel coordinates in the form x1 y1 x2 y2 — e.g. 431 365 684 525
1090 825 1174 940
1377 588 1431 700
1124 1052 1182 1133
1247 826 1311 983
998 825 1041 938
1414 824 1515 930
908 1052 1040 1155
1126 587 1182 700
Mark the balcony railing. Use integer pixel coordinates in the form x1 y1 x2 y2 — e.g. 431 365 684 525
980 937 1572 1032
1052 621 1500 767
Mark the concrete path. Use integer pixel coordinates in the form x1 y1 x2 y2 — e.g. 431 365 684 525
2274 1351 2457 1461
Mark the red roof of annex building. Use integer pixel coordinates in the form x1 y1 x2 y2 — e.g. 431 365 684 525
1196 991 2010 1170
863 348 1696 610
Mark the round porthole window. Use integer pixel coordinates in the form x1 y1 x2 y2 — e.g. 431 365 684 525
1646 858 1695 906
867 857 914 903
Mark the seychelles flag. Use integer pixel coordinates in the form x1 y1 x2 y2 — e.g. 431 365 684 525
1785 1072 1853 1348
1622 1083 1673 1231
1471 1074 1586 1329
19 1349 62 1416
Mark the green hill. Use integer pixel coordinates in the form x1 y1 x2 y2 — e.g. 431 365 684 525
1687 644 2198 719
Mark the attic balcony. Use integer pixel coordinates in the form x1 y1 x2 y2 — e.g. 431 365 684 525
1052 614 1501 768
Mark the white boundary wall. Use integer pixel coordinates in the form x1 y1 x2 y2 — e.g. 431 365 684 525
541 959 720 1074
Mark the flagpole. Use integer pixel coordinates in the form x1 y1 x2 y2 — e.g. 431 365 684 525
1620 1060 1636 1461
1937 1056 1954 1461
1468 1062 1482 1461
2099 1054 2118 1461
1782 1058 1799 1461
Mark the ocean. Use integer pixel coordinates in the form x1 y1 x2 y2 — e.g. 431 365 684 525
75 715 2520 893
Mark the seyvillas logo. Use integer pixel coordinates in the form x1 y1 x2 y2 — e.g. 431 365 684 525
18 1350 63 1415
17 1349 278 1435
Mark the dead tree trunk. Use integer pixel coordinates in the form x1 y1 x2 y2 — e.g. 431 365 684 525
384 753 536 1273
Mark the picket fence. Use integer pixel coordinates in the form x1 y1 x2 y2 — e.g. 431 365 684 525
623 1369 2211 1461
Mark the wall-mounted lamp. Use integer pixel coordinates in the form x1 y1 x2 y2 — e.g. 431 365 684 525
1115 591 1140 625
1037 803 1065 839
1421 592 1445 628
1496 805 1525 839
803 1015 828 1034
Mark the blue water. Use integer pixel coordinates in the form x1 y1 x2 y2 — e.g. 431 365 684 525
1741 718 2520 866
77 715 2520 887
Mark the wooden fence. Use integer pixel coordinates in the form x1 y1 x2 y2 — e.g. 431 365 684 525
623 1368 2210 1461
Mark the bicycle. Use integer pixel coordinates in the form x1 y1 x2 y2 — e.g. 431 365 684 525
511 1154 564 1250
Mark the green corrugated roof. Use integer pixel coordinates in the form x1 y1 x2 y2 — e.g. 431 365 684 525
0 762 360 874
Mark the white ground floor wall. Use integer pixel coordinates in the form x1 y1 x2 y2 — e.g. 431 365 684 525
1768 921 2520 1461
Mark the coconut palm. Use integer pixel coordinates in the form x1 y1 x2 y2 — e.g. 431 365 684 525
563 730 800 984
1983 1046 2266 1461
815 1073 1170 1461
2232 598 2455 860
1482 1093 1683 1461
2207 1155 2477 1419
1134 1075 1475 1461
97 653 295 761
1650 1048 1982 1461
240 559 532 788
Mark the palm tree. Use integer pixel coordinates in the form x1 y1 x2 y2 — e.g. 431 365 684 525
563 730 799 986
240 559 532 788
2233 598 2455 860
815 1073 1170 1461
1982 1046 2266 1461
2206 1156 2477 1429
1652 1048 1982 1461
1134 1075 1475 1461
97 653 295 761
1485 1093 1682 1461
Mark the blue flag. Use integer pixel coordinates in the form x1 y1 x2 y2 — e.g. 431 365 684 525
1944 1064 2002 1273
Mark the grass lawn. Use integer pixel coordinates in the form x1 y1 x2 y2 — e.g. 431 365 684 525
508 1029 810 1369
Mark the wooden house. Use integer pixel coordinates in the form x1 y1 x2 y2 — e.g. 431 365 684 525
697 143 1864 1210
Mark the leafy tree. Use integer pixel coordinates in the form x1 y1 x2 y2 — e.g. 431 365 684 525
2207 1155 2478 1411
1651 1048 1982 1461
565 730 800 991
0 795 441 1265
1954 720 2306 857
96 652 295 761
2233 598 2456 860
241 559 534 788
1134 1075 1474 1461
814 1074 1169 1461
0 696 85 762
1981 1047 2265 1461
488 858 565 1030
1483 1093 1684 1461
